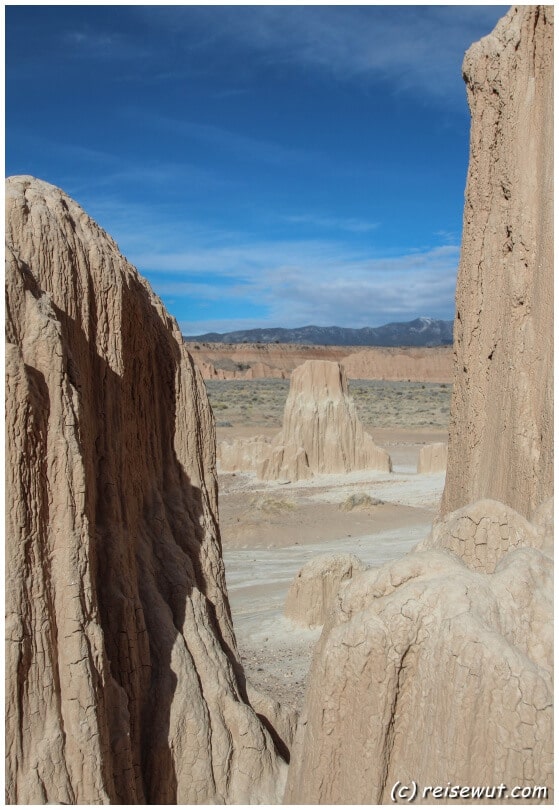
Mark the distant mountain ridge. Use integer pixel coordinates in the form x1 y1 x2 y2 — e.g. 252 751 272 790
184 317 454 347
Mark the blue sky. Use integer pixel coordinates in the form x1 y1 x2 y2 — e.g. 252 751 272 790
6 4 507 335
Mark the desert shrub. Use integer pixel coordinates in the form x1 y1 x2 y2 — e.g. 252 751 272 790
339 493 384 511
249 496 296 514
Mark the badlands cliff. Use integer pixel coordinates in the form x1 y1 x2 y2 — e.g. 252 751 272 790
187 341 454 383
285 6 553 803
5 176 286 804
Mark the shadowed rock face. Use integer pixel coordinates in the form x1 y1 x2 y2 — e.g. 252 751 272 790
285 7 553 804
441 5 553 521
5 176 285 804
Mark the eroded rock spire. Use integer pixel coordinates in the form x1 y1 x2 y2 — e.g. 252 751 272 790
5 175 286 804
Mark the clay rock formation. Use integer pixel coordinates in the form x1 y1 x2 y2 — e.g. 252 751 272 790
5 176 285 804
284 553 367 628
260 360 391 480
186 341 348 381
342 346 453 383
531 497 554 554
218 434 272 472
417 498 552 572
258 443 313 481
197 356 288 381
285 7 553 804
285 542 553 803
416 441 447 473
187 341 453 383
441 5 553 521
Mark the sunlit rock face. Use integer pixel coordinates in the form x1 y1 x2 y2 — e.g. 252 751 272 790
285 539 553 804
417 498 553 573
441 5 553 522
5 175 285 804
218 434 273 472
285 7 553 804
217 358 391 480
284 553 367 628
260 359 392 480
417 442 447 473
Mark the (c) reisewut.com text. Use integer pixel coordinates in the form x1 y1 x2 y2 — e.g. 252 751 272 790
390 780 549 802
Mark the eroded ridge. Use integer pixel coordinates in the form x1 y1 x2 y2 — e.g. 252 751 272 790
285 508 553 803
5 176 286 804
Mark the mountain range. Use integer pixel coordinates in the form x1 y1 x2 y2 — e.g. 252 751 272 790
183 317 454 347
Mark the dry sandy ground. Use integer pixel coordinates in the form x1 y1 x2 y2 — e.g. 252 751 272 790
221 461 445 711
209 379 450 713
208 377 451 432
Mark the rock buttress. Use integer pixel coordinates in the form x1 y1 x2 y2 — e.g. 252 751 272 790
5 175 285 804
441 5 553 520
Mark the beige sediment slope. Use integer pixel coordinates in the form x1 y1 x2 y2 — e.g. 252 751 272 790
342 345 453 382
187 341 454 382
5 176 285 804
218 434 272 473
285 7 553 804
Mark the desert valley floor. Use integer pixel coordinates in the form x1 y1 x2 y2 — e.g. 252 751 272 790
206 378 451 710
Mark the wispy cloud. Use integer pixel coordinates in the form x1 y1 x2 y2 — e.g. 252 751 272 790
7 132 227 219
7 141 458 335
62 27 150 61
133 111 314 168
130 235 459 334
145 5 506 105
285 214 380 234
7 132 121 170
434 229 461 245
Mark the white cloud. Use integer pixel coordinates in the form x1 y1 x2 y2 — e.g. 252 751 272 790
43 182 458 335
139 238 459 334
